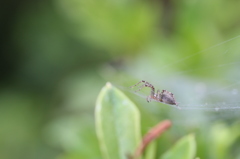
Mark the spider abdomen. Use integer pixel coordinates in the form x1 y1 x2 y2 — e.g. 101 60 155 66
161 90 177 105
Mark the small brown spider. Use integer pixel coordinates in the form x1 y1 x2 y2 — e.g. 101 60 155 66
130 80 178 106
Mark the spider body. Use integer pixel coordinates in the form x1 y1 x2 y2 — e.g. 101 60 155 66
130 80 178 106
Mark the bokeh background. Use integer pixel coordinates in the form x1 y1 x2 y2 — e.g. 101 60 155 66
1 0 240 159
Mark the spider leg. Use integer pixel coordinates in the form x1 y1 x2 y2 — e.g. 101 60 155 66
130 80 146 88
130 80 156 102
156 89 162 101
134 83 147 92
147 96 152 103
147 84 155 97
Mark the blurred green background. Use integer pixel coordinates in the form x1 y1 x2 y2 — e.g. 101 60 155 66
1 0 240 159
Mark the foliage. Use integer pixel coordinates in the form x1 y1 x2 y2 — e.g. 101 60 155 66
95 83 197 159
1 0 240 159
95 82 141 159
160 134 196 159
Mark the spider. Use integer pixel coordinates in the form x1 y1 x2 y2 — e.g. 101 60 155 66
130 80 178 106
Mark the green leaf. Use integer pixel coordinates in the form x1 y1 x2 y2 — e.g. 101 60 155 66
160 134 196 159
95 82 141 159
210 122 240 159
145 141 157 159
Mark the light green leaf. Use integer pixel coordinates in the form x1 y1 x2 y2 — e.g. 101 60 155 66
145 141 157 159
160 134 196 159
95 82 141 159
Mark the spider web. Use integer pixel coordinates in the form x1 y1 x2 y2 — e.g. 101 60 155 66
113 34 240 122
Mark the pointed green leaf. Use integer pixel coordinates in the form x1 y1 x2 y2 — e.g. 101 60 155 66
160 134 196 159
95 82 141 159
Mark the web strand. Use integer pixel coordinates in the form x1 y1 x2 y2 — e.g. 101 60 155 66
114 35 240 113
